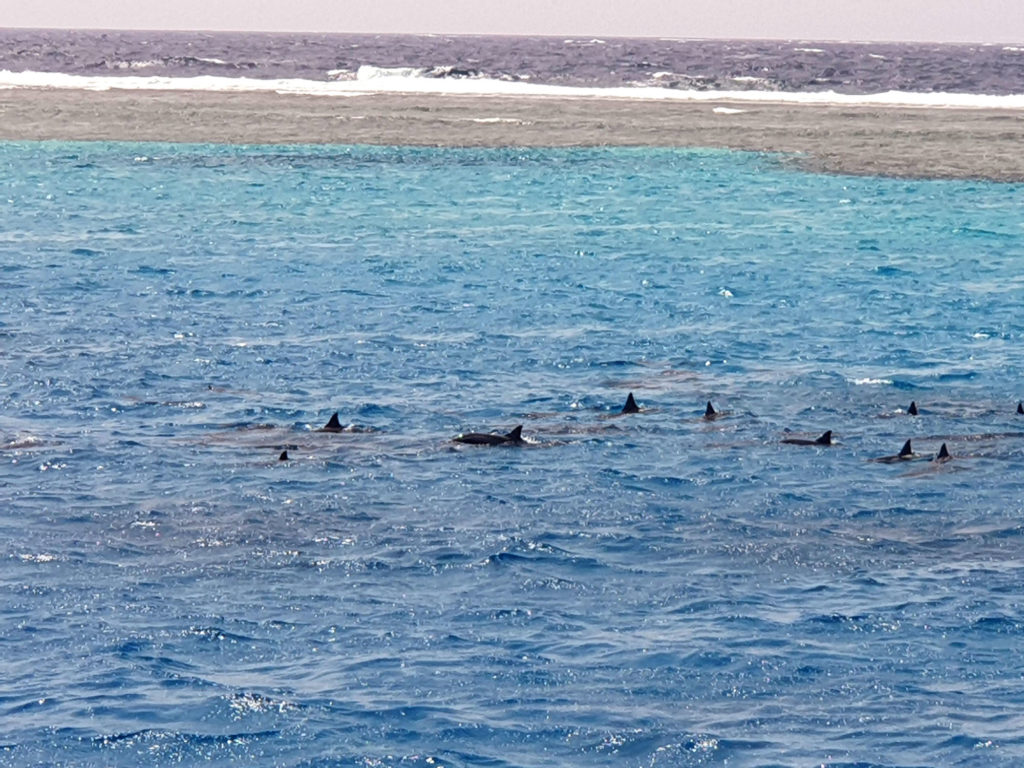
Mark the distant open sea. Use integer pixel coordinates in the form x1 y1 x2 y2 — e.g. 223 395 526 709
2 30 1024 768
2 29 1024 104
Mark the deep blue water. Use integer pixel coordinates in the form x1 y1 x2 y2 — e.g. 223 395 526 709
2 142 1024 767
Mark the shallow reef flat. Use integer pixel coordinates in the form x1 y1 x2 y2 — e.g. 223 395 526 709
3 88 1024 181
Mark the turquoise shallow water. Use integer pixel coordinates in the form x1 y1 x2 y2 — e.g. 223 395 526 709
1 142 1024 767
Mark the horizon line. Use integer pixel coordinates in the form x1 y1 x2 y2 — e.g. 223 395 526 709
3 24 1020 47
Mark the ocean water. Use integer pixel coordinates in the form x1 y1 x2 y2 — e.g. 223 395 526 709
2 29 1024 105
2 140 1024 767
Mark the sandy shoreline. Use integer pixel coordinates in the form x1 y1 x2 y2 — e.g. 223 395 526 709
2 88 1023 181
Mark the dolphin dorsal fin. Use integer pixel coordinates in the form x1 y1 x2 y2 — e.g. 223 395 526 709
324 412 342 430
899 439 913 457
908 401 918 415
279 450 290 461
936 443 950 460
621 393 639 414
506 425 524 442
1018 401 1023 415
705 401 717 418
815 430 832 445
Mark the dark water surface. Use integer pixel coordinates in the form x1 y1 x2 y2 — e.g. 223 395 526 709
3 28 1024 94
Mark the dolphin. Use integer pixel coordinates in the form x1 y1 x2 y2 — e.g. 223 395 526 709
621 393 640 414
1018 401 1023 415
703 401 722 420
870 439 917 463
317 412 345 433
453 425 526 446
781 430 833 446
278 450 290 461
932 443 952 463
908 401 919 415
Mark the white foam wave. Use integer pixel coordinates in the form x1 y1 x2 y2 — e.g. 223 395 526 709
18 552 58 563
469 117 530 124
3 69 1024 110
355 64 484 81
357 65 426 80
113 57 231 70
116 59 162 70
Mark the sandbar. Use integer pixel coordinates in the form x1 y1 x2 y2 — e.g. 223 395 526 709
1 88 1023 181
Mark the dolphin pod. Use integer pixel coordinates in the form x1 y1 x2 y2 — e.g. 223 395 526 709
870 439 948 464
281 398 1022 459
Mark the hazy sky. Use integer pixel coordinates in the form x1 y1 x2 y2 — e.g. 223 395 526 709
5 0 1024 43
